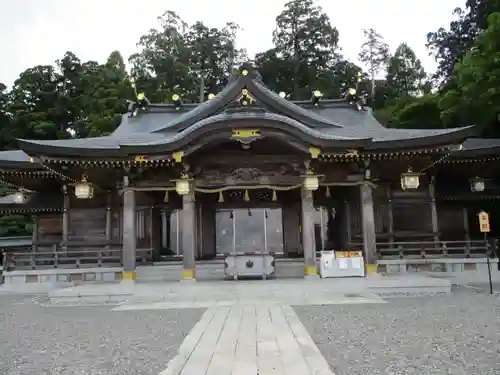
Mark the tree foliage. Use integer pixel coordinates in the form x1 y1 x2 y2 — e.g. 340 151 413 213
386 43 428 99
439 12 500 135
359 28 390 97
128 11 241 103
271 0 340 99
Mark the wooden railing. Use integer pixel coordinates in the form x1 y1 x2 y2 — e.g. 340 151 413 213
2 246 153 270
349 239 494 259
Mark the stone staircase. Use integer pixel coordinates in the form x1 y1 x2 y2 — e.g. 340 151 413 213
136 258 305 282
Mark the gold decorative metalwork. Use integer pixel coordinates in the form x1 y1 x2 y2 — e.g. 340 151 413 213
236 88 256 106
232 129 260 139
308 147 321 159
134 155 146 162
172 151 185 163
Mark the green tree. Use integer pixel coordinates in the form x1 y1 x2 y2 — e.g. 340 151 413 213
321 59 368 98
76 51 133 137
385 43 427 101
0 82 11 149
378 95 444 129
466 0 500 31
128 11 192 104
358 28 390 98
254 49 294 94
185 21 241 98
272 0 340 99
6 65 68 142
440 12 500 135
129 11 241 103
0 214 33 237
427 7 477 87
426 0 500 87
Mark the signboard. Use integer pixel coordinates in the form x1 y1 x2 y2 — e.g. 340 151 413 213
478 211 490 233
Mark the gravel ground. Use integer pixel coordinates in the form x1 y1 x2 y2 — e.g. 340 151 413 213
467 282 500 294
0 295 205 375
294 288 500 375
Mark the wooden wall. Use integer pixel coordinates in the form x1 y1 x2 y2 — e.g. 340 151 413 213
347 182 469 243
68 208 106 242
38 214 62 241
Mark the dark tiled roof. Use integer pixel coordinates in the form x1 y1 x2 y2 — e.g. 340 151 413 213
6 64 496 158
0 150 42 169
452 138 500 157
0 192 62 207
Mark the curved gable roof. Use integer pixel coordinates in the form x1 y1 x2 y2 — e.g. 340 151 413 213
11 63 486 158
150 66 342 132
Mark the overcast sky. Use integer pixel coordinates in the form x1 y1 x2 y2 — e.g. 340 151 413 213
0 0 463 87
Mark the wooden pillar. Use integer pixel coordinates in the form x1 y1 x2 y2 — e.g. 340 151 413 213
122 188 137 281
429 176 439 242
181 194 196 280
151 207 162 261
344 200 351 246
201 204 216 259
360 183 377 274
386 185 394 245
463 207 470 245
105 191 112 249
61 185 69 251
301 188 317 277
31 215 39 253
282 203 301 257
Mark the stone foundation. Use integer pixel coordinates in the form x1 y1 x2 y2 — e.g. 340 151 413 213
2 267 123 285
378 258 499 281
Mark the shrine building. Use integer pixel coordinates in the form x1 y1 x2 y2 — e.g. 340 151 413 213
1 63 499 284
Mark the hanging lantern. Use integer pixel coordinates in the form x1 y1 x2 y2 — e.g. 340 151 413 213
400 168 420 190
272 189 277 201
311 90 322 106
244 190 250 201
218 191 224 203
13 190 26 204
303 172 319 191
325 186 331 198
175 178 191 195
74 174 94 199
163 190 169 202
470 177 485 192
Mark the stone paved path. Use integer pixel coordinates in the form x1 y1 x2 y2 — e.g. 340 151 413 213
158 305 334 375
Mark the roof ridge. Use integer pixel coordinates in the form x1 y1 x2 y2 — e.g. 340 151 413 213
150 64 346 133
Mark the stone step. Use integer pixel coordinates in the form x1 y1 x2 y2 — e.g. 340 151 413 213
136 260 306 281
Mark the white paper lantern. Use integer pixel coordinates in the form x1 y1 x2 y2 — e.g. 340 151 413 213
470 177 485 192
74 182 94 199
400 169 420 190
304 174 319 191
13 191 25 204
175 179 191 195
